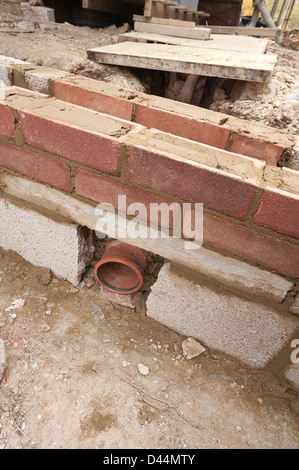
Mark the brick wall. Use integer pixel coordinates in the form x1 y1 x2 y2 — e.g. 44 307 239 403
0 61 298 285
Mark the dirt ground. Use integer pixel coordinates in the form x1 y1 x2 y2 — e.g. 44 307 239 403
0 11 299 450
0 243 299 450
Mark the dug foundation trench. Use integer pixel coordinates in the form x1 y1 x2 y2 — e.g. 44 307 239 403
0 60 298 387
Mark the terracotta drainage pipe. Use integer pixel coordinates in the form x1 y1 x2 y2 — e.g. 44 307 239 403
94 240 147 295
177 74 200 104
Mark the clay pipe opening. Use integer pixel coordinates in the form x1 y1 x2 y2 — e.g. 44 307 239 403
94 240 147 295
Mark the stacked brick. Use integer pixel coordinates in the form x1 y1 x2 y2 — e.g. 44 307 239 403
0 61 298 281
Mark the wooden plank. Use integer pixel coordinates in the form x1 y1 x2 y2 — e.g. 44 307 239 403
87 42 277 83
119 31 269 54
133 14 196 27
134 19 211 39
144 0 153 16
82 0 143 15
200 25 282 38
144 1 210 20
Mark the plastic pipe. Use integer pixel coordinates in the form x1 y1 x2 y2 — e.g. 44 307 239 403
94 240 147 295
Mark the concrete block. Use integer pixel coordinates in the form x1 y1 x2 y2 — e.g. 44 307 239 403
146 262 299 367
21 3 55 22
0 56 29 87
0 197 94 285
0 55 28 65
12 66 71 94
0 65 12 87
24 68 70 94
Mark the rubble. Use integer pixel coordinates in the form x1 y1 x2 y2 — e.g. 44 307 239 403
182 337 206 360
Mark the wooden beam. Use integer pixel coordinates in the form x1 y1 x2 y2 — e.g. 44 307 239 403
143 0 210 20
144 0 153 16
87 42 277 83
133 14 196 27
82 0 143 15
134 19 211 39
199 25 282 38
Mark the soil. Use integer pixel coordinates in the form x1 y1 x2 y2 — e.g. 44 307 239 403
0 11 299 450
0 243 299 450
209 40 299 135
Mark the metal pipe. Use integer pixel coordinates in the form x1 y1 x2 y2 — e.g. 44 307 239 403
270 0 279 18
281 0 296 30
277 0 287 25
253 0 277 28
249 6 260 26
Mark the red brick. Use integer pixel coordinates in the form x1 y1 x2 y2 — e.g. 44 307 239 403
135 105 230 149
0 104 15 138
228 133 285 166
0 140 71 191
253 187 299 239
126 146 259 220
183 209 299 278
54 78 134 121
18 110 122 175
75 168 181 230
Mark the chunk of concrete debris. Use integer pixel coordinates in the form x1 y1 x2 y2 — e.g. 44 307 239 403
182 337 205 360
5 298 26 312
138 363 150 376
41 323 51 333
101 287 136 309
